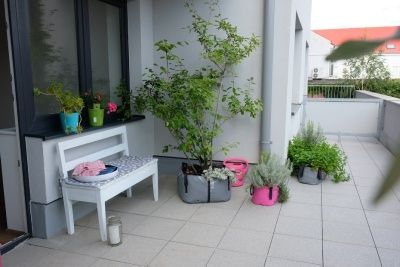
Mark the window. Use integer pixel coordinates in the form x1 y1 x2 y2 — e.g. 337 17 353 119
29 0 79 114
329 62 334 77
12 0 129 133
89 0 122 104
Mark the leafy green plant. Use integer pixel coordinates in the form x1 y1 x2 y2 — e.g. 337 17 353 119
115 82 132 121
288 123 350 183
278 182 290 203
202 167 235 182
34 81 84 114
326 28 400 201
34 81 84 133
311 142 350 183
298 121 326 148
247 152 292 202
135 0 262 172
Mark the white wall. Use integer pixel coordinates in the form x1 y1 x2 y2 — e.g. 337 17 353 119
26 123 153 204
306 99 381 136
152 0 264 163
262 0 311 159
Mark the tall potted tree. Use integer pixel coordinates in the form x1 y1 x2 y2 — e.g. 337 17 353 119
135 0 262 203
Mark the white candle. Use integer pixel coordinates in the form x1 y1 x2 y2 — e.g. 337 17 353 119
108 224 121 245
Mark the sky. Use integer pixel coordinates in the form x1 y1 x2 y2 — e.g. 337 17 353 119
311 0 400 29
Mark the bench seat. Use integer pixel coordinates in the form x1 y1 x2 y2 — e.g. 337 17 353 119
57 126 158 241
64 156 156 188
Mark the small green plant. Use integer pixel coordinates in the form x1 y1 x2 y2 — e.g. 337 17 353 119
278 182 290 203
34 81 84 114
115 82 132 121
202 167 235 182
248 152 292 202
311 142 350 183
298 121 326 147
34 81 84 134
288 122 350 183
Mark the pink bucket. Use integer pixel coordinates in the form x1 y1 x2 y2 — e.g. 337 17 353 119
223 158 249 187
251 185 279 206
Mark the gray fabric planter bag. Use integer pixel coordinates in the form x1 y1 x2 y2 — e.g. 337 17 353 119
298 166 324 185
177 171 231 203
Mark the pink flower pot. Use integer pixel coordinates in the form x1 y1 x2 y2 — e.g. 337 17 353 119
223 158 249 187
251 185 279 206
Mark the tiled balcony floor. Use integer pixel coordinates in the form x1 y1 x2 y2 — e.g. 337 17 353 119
4 136 400 267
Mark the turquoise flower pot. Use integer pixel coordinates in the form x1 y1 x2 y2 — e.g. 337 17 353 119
60 112 80 134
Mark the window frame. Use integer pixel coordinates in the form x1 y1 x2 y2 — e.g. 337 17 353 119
11 0 129 134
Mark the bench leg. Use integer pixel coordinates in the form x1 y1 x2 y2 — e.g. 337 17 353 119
126 187 133 198
62 188 75 235
96 197 107 242
152 172 158 201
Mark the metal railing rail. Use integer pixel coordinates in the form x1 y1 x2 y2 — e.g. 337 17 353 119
308 84 356 98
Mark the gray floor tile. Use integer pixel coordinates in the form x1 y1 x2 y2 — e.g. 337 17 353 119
77 210 147 234
352 176 383 187
207 249 266 267
102 234 166 266
152 195 200 220
275 216 322 239
132 216 185 240
91 259 139 267
190 206 237 226
322 193 362 209
323 206 368 226
323 241 381 267
350 163 382 178
323 221 374 246
361 195 400 214
107 196 164 215
366 210 400 230
172 222 226 247
371 227 400 250
218 227 272 256
268 234 322 265
149 242 213 267
60 228 113 257
322 181 358 196
27 226 87 249
290 191 321 205
378 248 400 267
32 250 96 267
265 257 321 267
230 199 280 232
287 179 321 194
2 244 54 267
280 202 321 220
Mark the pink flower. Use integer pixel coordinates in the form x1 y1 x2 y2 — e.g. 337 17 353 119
107 102 118 114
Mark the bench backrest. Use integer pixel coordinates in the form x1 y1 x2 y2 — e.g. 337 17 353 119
57 126 129 179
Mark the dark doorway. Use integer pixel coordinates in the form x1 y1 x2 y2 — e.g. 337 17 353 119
0 0 27 250
0 160 7 231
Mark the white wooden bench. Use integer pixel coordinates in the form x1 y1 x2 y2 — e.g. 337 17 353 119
57 126 158 241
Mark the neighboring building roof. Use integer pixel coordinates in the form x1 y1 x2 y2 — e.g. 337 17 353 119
314 26 400 54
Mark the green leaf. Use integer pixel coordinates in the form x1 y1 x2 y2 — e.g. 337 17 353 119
374 152 400 202
326 40 384 62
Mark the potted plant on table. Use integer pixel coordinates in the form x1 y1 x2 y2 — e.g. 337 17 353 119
248 152 292 206
83 92 118 127
134 0 262 203
34 82 84 134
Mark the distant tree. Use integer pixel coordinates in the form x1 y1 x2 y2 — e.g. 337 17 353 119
343 52 390 90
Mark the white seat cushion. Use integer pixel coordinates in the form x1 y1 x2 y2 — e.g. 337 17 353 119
62 156 156 188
